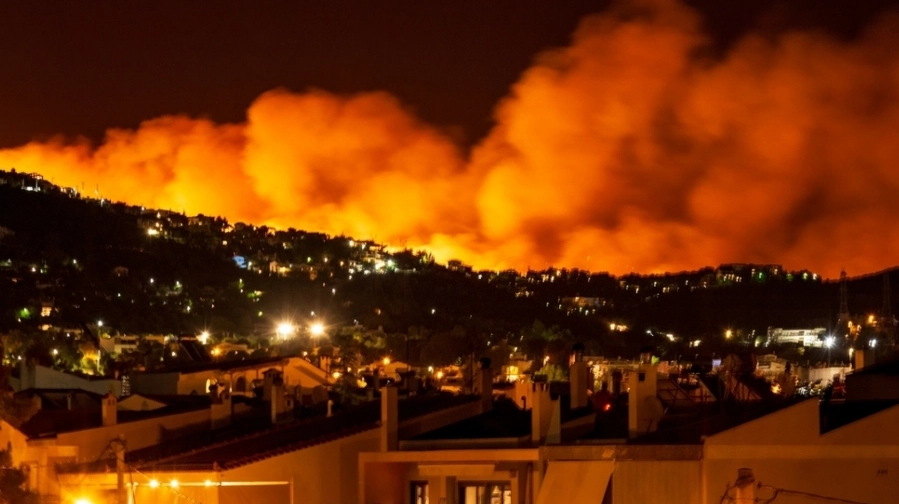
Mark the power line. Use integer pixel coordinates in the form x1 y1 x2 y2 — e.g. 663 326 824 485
758 485 870 504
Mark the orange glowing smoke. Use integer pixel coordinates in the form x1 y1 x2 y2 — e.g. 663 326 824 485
3 0 899 277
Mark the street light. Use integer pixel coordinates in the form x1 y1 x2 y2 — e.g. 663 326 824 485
276 322 295 338
309 322 325 337
199 331 210 344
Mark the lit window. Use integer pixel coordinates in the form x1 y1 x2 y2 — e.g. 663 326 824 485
459 482 511 504
411 481 429 504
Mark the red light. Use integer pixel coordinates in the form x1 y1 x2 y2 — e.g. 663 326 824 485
603 404 611 412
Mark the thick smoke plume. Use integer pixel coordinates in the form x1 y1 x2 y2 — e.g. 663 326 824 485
3 0 899 277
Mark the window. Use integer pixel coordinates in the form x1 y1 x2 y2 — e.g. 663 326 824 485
411 481 429 504
459 482 511 504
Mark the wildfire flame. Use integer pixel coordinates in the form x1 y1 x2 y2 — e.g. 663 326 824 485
3 0 899 276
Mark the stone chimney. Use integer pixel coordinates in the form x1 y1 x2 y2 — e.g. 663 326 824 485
569 344 588 409
380 385 398 452
628 362 661 438
210 388 232 429
476 357 494 413
102 393 117 427
531 382 559 444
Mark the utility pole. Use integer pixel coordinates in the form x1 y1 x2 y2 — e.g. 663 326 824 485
114 435 127 504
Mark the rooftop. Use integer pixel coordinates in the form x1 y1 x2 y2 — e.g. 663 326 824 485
16 394 211 439
124 392 477 472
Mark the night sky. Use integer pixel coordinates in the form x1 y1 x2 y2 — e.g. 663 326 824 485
2 0 891 148
2 0 898 277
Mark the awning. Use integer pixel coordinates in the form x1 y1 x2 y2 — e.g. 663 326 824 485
536 460 614 504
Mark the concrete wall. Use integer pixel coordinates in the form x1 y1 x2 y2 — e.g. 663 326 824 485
16 364 122 396
612 461 700 504
129 371 182 395
226 429 380 504
846 374 899 400
705 400 899 504
56 408 211 461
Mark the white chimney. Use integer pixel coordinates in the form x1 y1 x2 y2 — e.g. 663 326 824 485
380 385 398 451
531 383 558 444
628 363 662 438
734 468 756 503
102 393 117 427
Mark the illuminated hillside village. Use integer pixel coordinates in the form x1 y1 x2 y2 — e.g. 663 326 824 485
2 169 899 504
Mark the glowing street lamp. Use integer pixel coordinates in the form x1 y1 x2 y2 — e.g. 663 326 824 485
309 322 325 337
276 322 296 338
199 331 210 345
825 336 835 348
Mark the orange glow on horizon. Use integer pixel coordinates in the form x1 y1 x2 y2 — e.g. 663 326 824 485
3 1 899 278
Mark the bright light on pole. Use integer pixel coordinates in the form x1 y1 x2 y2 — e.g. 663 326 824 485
276 322 295 338
199 331 210 344
309 322 325 337
825 336 835 348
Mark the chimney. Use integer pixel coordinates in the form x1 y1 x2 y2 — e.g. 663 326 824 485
270 383 287 424
476 357 494 413
380 385 398 451
102 393 117 427
570 344 588 409
733 468 756 503
531 382 557 444
514 379 532 410
262 369 282 401
628 362 660 438
210 389 232 429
